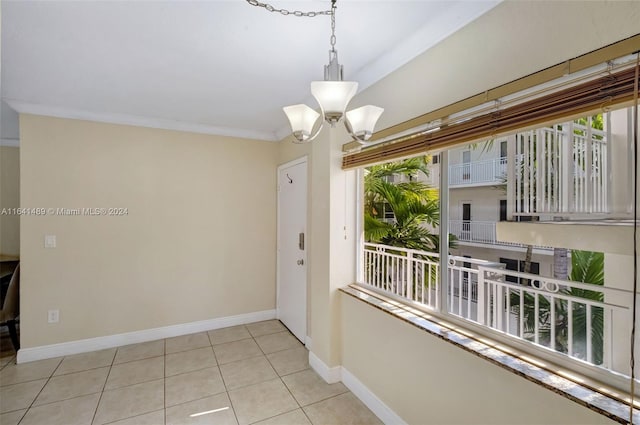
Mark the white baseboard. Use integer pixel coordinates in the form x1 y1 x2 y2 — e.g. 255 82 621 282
17 309 276 363
308 351 342 384
341 367 407 425
304 336 312 350
308 352 405 424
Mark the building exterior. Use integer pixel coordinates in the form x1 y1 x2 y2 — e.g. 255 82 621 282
434 140 555 278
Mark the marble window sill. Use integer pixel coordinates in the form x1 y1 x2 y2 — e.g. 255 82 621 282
340 284 639 424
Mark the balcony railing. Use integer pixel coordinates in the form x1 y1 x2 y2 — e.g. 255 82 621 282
362 242 632 374
363 243 440 309
363 243 502 313
449 220 549 249
514 120 609 216
449 157 507 187
475 265 628 367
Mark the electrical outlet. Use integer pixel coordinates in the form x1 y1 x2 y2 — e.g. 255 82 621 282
47 309 59 323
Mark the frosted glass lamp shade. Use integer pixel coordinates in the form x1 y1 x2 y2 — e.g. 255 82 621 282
283 104 321 142
346 105 384 141
311 81 358 124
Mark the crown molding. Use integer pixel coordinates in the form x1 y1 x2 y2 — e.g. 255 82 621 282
5 100 280 142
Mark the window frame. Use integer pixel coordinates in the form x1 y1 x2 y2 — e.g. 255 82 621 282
356 114 637 395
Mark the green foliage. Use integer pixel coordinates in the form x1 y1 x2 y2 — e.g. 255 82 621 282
508 250 605 364
575 114 604 131
566 250 604 364
569 250 604 285
364 156 450 252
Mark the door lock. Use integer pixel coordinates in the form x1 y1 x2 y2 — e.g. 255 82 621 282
297 259 304 265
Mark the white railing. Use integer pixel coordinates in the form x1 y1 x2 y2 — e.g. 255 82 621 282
514 119 608 216
363 243 440 309
362 242 632 372
449 220 550 248
449 220 497 244
449 157 507 186
363 243 501 314
476 266 629 368
447 256 504 321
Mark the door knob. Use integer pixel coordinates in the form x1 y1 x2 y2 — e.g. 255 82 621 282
297 259 304 265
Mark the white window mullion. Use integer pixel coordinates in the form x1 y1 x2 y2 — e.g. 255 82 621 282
439 150 449 314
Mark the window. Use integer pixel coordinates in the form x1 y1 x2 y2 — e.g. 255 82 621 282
360 107 635 392
357 47 638 394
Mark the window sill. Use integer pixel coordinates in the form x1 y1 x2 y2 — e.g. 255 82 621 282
340 284 639 424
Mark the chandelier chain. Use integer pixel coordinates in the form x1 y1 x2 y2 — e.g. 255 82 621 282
330 0 336 52
245 0 332 18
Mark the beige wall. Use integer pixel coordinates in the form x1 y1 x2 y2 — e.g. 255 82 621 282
20 115 278 348
0 146 20 255
341 295 615 424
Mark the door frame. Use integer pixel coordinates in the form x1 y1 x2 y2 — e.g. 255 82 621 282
276 155 308 344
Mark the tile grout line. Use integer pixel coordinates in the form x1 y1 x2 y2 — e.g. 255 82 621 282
3 350 118 417
279 366 306 422
90 347 118 425
225 331 289 425
14 356 64 424
247 406 302 425
238 332 296 425
0 354 17 372
272 343 351 425
220 326 249 425
247 324 310 425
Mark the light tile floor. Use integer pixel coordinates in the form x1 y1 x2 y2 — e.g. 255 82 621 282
0 320 382 425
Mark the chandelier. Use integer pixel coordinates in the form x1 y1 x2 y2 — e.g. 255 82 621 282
247 0 384 144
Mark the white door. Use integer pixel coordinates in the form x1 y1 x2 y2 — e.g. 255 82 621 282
277 158 307 343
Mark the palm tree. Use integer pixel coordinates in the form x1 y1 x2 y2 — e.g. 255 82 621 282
364 156 450 252
509 250 605 364
559 250 605 363
364 157 454 297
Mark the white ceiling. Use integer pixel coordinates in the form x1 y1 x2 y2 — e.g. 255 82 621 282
1 0 500 143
